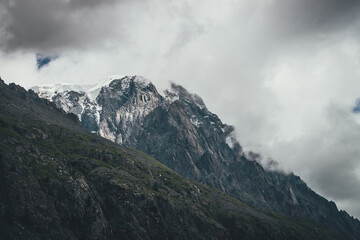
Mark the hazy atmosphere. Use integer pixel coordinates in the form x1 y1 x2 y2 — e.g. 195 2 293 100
1 0 360 218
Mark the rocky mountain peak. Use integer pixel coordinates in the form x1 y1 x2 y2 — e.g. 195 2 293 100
110 75 151 89
98 76 161 106
165 83 207 110
96 76 163 144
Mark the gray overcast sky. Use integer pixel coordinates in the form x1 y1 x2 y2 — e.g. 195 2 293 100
1 0 360 218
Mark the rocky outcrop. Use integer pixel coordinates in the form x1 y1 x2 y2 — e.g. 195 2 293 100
96 76 163 144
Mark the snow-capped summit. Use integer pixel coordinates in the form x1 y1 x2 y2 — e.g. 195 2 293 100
32 75 164 144
31 75 126 101
32 75 228 144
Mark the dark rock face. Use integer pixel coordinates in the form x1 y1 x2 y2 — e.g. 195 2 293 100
0 78 343 240
32 76 360 239
129 83 360 239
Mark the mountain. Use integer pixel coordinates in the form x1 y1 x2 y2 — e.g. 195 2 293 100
32 76 360 239
0 78 347 239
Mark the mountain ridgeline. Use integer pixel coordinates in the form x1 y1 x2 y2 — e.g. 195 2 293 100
31 76 360 239
1 79 350 239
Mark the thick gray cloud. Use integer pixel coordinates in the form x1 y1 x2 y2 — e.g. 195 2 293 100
270 0 360 35
0 0 126 53
1 0 360 219
1 0 360 53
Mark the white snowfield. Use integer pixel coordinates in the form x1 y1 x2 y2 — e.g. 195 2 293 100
31 75 125 101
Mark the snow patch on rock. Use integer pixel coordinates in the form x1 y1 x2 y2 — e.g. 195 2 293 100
190 115 202 127
289 187 299 205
